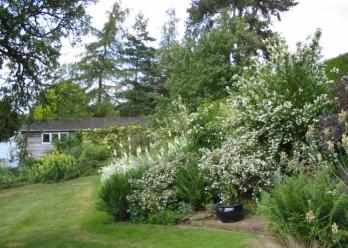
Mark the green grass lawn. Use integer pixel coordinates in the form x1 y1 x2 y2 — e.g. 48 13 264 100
0 175 256 248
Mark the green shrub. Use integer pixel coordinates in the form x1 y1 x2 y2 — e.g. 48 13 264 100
175 161 209 209
79 144 111 172
81 125 152 157
259 172 348 247
54 132 83 159
99 167 145 221
0 164 19 189
325 53 348 82
187 98 234 151
147 208 182 225
30 152 79 183
98 173 131 221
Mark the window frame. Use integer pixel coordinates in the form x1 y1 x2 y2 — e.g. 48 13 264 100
59 132 69 140
42 133 51 144
41 132 69 144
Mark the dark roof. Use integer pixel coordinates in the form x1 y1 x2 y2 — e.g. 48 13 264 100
20 117 146 132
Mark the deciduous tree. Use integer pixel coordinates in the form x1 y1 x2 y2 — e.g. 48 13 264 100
0 0 95 108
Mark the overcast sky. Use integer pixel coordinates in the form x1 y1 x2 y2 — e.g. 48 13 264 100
60 0 348 63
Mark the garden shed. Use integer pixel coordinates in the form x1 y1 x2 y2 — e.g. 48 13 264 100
19 117 145 158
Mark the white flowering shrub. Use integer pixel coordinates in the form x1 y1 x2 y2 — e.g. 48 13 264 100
199 32 334 202
199 132 276 201
229 31 334 159
127 137 189 217
99 136 190 221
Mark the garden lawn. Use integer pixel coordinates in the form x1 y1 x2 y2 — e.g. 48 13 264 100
0 175 256 248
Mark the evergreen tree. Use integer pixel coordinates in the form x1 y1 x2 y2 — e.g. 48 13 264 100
73 2 127 107
118 13 156 116
160 9 179 49
154 9 180 98
187 0 298 31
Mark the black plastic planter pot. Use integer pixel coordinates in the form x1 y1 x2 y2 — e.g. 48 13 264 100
215 203 244 223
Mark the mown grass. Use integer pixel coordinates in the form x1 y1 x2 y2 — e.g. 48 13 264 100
0 175 256 248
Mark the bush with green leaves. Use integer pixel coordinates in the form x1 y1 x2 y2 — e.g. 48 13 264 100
259 171 348 247
151 97 191 140
28 152 79 183
127 137 189 217
54 132 83 160
175 160 209 209
198 32 335 203
100 136 193 222
81 125 152 157
325 53 348 82
199 132 276 202
98 167 144 221
0 164 20 189
187 98 234 152
79 144 111 171
147 208 182 225
230 31 334 158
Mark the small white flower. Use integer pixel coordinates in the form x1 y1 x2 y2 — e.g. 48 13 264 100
306 210 315 223
332 222 339 234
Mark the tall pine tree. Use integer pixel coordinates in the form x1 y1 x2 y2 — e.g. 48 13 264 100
73 2 127 112
118 13 156 116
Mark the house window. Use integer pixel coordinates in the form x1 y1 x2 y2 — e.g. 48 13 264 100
52 133 59 141
42 133 51 143
42 133 69 144
60 133 68 140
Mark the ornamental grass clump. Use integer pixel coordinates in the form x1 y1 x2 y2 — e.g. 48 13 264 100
259 172 348 247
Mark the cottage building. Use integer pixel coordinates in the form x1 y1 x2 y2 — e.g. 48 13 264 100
19 117 145 158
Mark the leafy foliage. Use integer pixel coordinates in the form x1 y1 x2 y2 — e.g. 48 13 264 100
81 125 152 157
72 1 126 105
199 132 276 202
26 152 79 183
127 137 188 216
325 53 348 82
147 208 182 225
259 172 348 247
175 161 209 209
33 81 91 120
0 0 94 108
187 98 234 151
78 144 111 171
0 164 20 189
98 169 144 221
230 31 333 159
0 98 21 141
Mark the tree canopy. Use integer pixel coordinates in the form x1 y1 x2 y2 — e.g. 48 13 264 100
33 81 91 121
117 13 157 116
0 0 95 108
72 2 127 106
0 98 20 141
